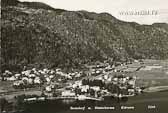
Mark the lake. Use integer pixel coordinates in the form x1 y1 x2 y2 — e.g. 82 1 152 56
20 91 168 113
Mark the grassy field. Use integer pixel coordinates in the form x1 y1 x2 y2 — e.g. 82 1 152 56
128 59 168 87
0 81 42 102
0 81 14 93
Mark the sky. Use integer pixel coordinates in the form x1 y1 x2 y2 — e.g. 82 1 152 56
20 0 168 25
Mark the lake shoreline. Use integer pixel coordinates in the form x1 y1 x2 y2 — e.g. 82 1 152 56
143 85 168 93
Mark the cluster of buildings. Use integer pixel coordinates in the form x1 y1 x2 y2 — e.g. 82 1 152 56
1 68 85 90
110 75 142 96
59 74 142 99
1 59 143 100
88 61 134 78
59 80 104 100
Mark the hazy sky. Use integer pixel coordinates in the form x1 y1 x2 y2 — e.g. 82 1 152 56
20 0 168 25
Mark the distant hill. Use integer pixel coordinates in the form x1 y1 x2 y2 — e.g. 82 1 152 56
21 1 66 12
1 0 19 6
1 0 168 70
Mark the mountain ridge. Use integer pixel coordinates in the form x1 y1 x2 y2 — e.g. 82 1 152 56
1 0 168 71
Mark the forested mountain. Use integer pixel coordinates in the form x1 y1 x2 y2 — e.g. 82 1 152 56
1 0 168 70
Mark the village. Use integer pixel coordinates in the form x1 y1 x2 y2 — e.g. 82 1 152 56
0 60 144 102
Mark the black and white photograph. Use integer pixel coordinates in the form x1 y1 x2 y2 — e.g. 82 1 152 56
1 0 168 113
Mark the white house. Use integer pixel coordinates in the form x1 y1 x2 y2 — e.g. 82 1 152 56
80 85 89 93
61 90 76 97
34 77 41 84
7 76 16 81
45 86 52 92
90 86 100 91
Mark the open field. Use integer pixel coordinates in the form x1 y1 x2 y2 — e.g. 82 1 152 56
0 81 14 93
127 59 168 87
0 81 42 102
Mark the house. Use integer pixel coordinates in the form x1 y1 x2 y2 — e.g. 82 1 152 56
49 70 55 74
4 70 12 76
104 75 108 80
128 80 135 87
56 68 61 72
28 74 36 78
61 90 76 97
14 74 21 78
38 97 45 101
24 97 37 102
49 75 54 79
113 77 118 81
90 86 100 91
78 95 87 100
75 81 82 86
34 77 41 84
28 78 33 84
7 76 16 81
107 77 112 82
22 77 29 81
46 77 51 83
96 70 101 74
13 80 24 87
80 85 89 93
128 89 135 94
22 70 31 76
75 73 81 78
45 86 52 92
97 77 103 80
43 68 50 74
